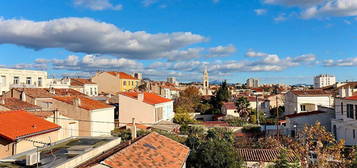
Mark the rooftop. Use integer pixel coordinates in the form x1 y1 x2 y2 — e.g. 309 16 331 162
53 96 113 110
237 148 296 162
0 98 41 111
285 111 325 118
107 72 137 80
222 102 237 110
0 110 60 141
120 92 172 105
1 137 119 168
70 78 96 86
13 88 85 98
101 132 190 168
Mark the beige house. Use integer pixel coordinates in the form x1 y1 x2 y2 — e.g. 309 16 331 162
118 92 174 125
221 102 239 117
0 110 60 159
91 72 140 94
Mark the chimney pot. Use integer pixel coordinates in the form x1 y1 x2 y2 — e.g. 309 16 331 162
73 97 81 107
137 93 144 102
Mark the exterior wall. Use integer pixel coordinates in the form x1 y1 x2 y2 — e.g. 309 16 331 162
120 79 139 92
91 72 121 94
0 68 49 95
314 75 336 88
155 101 174 121
332 98 357 146
4 89 37 105
286 112 334 136
90 108 115 136
0 138 13 159
13 130 59 155
118 94 156 124
0 105 10 111
45 114 79 140
71 84 99 97
285 92 333 115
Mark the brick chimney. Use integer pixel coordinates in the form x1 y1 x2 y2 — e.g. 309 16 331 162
49 87 56 95
137 93 144 102
131 118 137 140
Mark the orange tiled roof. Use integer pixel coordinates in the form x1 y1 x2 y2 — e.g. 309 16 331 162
107 72 137 80
71 78 96 86
103 132 190 168
53 96 113 110
120 92 172 105
0 110 60 141
0 98 41 111
13 88 85 98
223 102 237 110
345 95 357 101
237 148 296 162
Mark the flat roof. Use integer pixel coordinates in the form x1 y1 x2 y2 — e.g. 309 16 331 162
0 136 120 168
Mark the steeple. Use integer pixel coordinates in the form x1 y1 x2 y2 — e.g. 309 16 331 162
203 66 209 89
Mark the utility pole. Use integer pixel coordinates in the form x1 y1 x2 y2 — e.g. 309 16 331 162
276 95 280 138
256 95 259 125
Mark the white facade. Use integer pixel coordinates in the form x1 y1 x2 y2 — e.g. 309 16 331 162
48 78 70 89
155 101 174 121
331 98 357 146
0 68 49 95
246 78 259 88
314 74 336 88
90 107 115 136
285 91 334 115
167 77 179 86
72 84 98 97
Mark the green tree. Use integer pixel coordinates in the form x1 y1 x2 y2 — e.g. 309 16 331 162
209 81 231 114
271 149 301 168
185 127 242 168
235 97 251 118
173 106 195 124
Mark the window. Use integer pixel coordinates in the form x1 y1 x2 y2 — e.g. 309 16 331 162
132 81 134 86
355 105 357 120
333 125 337 137
26 77 31 85
136 81 139 86
347 104 354 119
300 105 306 112
94 88 97 95
38 77 42 87
341 102 344 115
13 76 19 84
123 81 126 86
1 76 6 87
90 88 93 95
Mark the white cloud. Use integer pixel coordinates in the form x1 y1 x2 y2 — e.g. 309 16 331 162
0 17 206 60
323 57 357 66
142 0 159 7
274 13 288 21
246 49 269 57
207 44 236 57
254 9 268 15
73 0 123 11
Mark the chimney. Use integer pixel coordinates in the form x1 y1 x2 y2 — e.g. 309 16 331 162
137 93 144 102
73 97 81 107
339 87 346 98
0 97 5 104
49 87 56 95
21 91 26 102
346 86 352 97
131 118 137 140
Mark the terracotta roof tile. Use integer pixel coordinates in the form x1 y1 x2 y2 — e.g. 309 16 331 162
120 92 172 105
107 72 137 80
223 102 237 110
237 148 296 162
13 88 85 98
53 96 113 110
0 98 41 111
103 132 190 168
71 78 96 86
0 110 60 141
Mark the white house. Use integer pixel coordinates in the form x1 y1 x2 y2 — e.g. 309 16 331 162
221 102 239 117
285 107 334 137
284 90 334 115
70 78 99 97
331 95 357 146
314 74 336 89
0 68 49 95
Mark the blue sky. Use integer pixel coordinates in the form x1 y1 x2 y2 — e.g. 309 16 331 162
0 0 357 84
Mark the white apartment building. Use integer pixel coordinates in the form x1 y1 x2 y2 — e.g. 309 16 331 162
0 68 49 95
285 90 334 115
314 74 336 88
246 78 259 88
332 96 357 146
70 78 99 97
